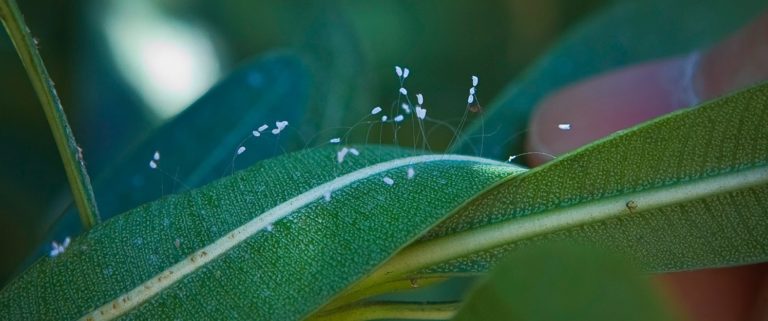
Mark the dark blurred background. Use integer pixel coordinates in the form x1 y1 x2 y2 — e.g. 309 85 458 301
0 0 605 284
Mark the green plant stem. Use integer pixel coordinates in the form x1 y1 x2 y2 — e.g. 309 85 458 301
0 0 100 229
321 276 449 311
308 301 460 321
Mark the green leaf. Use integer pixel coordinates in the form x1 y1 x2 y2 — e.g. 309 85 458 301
452 243 678 321
349 83 768 295
0 147 522 320
452 0 768 158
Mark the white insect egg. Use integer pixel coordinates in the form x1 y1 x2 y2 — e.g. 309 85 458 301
265 224 274 232
276 121 289 130
271 128 281 135
407 167 415 179
323 191 332 202
508 155 517 162
371 106 383 115
330 137 341 144
258 124 269 132
149 160 158 169
403 68 410 79
63 237 70 248
394 114 405 122
381 115 388 122
401 103 411 114
469 87 476 95
337 147 349 164
415 107 427 120
383 176 395 186
252 130 261 137
558 123 572 130
349 148 360 156
153 151 160 161
237 146 247 155
467 95 474 104
399 87 408 95
395 66 403 77
416 93 424 105
472 75 479 87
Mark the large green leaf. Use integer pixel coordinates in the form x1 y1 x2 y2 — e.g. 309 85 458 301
453 243 677 321
453 0 767 158
340 83 768 302
0 146 521 320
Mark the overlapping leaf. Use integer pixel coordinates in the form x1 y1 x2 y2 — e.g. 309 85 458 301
453 0 767 158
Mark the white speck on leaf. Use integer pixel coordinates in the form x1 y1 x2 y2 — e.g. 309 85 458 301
149 160 158 169
258 124 269 132
407 167 415 179
383 176 395 186
337 147 349 164
153 151 160 161
330 138 341 144
394 115 404 122
349 148 360 156
558 123 572 130
237 146 246 155
371 106 382 115
399 87 408 95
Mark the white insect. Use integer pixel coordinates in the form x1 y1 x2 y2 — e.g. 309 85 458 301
407 167 415 179
472 75 479 87
237 146 246 155
383 176 395 186
323 191 332 202
558 123 572 130
371 106 383 115
394 114 405 122
415 106 427 120
153 151 160 161
149 160 158 169
395 66 403 77
399 87 408 95
403 68 410 79
337 147 349 164
49 237 71 257
381 115 388 122
252 130 261 137
401 103 411 114
468 95 474 104
258 124 269 132
329 137 341 144
416 93 424 105
349 148 360 156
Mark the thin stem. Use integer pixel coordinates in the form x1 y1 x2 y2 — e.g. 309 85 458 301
0 0 100 229
308 301 460 321
321 276 448 311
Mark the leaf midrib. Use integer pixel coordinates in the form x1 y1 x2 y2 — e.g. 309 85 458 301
77 154 507 321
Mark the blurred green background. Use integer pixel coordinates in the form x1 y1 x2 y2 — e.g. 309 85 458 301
0 0 606 285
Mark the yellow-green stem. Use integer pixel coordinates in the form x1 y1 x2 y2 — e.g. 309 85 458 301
0 0 100 229
308 301 460 321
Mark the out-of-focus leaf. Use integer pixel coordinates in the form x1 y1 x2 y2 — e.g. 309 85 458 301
453 0 767 159
452 243 678 321
21 52 312 271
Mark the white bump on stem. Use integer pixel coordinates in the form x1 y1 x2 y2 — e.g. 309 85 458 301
416 93 424 105
383 176 395 186
371 106 383 115
407 167 415 179
381 115 388 122
472 75 479 87
149 160 158 169
153 151 160 161
395 66 403 77
337 147 349 164
237 146 246 155
323 191 332 202
258 124 269 132
415 106 427 120
399 87 408 95
403 68 410 79
469 87 476 95
330 138 341 144
252 130 261 137
558 123 572 131
394 114 405 122
468 95 474 104
401 103 411 114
